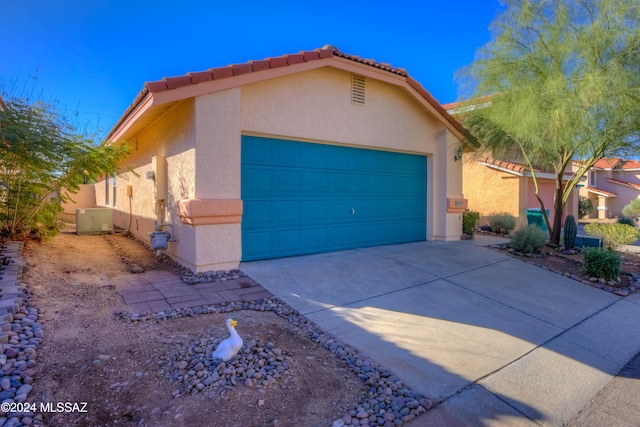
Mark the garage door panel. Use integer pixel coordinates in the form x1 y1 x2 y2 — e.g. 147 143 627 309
274 140 301 165
243 200 272 224
305 172 330 193
275 170 302 193
301 143 330 168
275 229 302 253
302 201 328 221
273 201 301 224
242 136 426 261
352 225 376 245
242 137 275 165
353 174 373 193
328 226 351 247
243 231 273 259
329 201 354 220
373 175 396 193
331 173 352 193
243 168 273 194
301 228 327 249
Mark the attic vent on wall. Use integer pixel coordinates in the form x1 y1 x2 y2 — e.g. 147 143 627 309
351 74 365 105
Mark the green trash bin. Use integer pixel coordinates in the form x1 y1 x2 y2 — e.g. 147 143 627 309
526 208 549 232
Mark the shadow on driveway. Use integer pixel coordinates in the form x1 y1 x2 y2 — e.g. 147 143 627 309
241 239 640 426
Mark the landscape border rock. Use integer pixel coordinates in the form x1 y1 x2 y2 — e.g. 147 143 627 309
488 243 640 297
0 242 44 427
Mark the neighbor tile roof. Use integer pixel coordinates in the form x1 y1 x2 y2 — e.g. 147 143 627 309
477 156 528 174
619 160 640 170
593 158 621 169
574 158 640 170
606 178 640 190
586 187 618 197
109 46 467 141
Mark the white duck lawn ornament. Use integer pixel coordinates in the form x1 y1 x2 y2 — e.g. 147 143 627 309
211 317 243 362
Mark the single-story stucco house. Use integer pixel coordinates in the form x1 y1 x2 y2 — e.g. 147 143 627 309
96 46 470 272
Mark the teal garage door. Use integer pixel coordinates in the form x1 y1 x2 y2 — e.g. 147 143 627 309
241 136 427 261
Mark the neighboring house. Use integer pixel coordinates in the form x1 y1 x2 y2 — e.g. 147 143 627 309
98 46 470 272
461 154 578 229
573 158 640 219
443 101 578 229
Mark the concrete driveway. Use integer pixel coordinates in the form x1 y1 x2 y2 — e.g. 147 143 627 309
241 236 640 426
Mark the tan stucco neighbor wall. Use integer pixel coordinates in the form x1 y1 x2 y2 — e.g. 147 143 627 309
103 64 465 272
464 154 578 229
463 154 520 222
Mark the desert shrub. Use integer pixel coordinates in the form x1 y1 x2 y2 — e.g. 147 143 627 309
582 247 620 282
462 210 481 236
583 222 640 250
622 198 640 219
487 213 517 234
618 215 636 226
510 224 547 253
578 196 594 218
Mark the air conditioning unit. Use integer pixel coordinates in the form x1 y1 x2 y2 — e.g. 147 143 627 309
76 208 114 235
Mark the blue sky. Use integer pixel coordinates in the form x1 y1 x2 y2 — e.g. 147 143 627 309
1 0 501 139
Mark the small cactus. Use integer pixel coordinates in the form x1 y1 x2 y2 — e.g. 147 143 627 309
564 215 577 249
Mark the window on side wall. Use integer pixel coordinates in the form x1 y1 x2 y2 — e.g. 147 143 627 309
105 173 110 206
589 170 597 187
112 172 117 207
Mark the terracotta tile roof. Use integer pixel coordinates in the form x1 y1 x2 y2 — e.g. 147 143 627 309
108 46 467 142
586 187 618 197
606 178 640 190
593 158 620 169
477 156 576 180
618 160 640 170
574 158 640 170
442 95 495 113
477 156 528 174
145 49 335 93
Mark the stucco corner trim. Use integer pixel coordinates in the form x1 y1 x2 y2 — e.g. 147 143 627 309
176 199 243 225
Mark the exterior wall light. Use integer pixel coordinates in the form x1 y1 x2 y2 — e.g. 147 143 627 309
454 147 463 162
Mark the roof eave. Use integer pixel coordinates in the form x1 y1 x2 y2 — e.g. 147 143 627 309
106 48 470 144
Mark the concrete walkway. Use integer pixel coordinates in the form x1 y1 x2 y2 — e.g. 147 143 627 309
112 270 272 313
241 236 640 426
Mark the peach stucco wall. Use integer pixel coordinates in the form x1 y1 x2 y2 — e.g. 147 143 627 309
101 66 464 272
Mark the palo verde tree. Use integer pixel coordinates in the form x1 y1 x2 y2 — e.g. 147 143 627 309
457 0 640 245
0 94 130 240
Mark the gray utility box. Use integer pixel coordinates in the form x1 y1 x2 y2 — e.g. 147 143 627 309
76 208 114 235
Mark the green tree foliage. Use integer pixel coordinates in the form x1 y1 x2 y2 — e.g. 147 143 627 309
0 95 130 239
462 209 481 236
578 196 593 219
622 198 640 219
457 0 640 245
584 222 640 250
